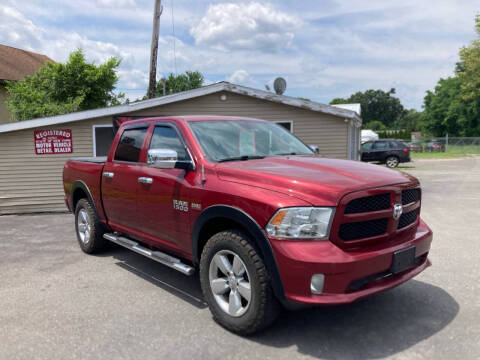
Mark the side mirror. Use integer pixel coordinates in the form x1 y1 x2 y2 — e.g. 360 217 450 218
147 149 177 169
309 145 320 154
147 149 195 171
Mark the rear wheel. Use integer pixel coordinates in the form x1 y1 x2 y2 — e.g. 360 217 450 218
385 156 399 168
199 230 280 335
74 199 107 254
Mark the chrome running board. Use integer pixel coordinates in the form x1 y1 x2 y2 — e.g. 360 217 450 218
103 233 195 276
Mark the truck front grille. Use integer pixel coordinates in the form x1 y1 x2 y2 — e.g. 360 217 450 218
339 218 388 241
344 193 390 214
398 208 419 229
402 189 420 205
331 186 421 247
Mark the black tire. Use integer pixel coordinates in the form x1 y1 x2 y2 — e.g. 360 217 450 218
199 230 280 335
74 198 107 254
385 156 399 168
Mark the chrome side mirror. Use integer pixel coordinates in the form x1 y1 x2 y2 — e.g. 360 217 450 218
147 149 177 168
309 145 320 154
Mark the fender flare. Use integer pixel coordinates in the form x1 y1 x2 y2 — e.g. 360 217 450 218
71 180 97 214
192 205 285 300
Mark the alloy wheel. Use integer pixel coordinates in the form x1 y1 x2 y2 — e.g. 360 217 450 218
77 208 92 244
208 250 252 317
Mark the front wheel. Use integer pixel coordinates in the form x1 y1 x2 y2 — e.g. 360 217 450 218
199 230 280 335
385 156 399 168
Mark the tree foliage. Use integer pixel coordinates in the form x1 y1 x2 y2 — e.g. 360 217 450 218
364 120 386 131
423 15 480 136
155 71 204 96
330 88 405 127
6 49 123 121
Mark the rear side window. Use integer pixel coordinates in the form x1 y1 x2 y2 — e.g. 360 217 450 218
114 128 148 162
373 141 388 150
389 140 401 148
149 126 189 160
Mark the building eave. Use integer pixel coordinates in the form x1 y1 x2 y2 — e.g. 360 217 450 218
0 81 361 134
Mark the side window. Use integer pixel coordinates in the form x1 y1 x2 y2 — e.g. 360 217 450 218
373 141 388 150
149 126 188 160
361 142 373 150
114 128 148 162
389 140 401 148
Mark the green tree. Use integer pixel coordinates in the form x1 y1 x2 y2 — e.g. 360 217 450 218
457 14 480 102
399 109 425 133
330 88 405 127
156 71 204 96
423 77 466 136
6 49 123 121
364 120 386 131
422 15 480 137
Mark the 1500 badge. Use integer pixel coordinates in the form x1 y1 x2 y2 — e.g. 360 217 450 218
173 200 188 212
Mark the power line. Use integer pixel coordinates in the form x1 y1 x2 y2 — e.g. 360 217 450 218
171 0 177 74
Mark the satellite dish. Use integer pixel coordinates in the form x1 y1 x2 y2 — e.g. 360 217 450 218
273 77 287 95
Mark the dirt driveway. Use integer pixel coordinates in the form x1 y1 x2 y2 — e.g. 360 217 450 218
0 157 479 359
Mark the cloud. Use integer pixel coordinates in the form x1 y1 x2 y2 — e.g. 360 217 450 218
2 0 480 110
190 2 302 52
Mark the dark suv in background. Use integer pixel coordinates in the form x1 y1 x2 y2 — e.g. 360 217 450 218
361 139 410 168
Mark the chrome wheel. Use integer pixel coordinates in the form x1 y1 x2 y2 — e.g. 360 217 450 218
209 250 251 317
77 208 92 244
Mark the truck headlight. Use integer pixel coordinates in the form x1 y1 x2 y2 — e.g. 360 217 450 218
265 207 335 239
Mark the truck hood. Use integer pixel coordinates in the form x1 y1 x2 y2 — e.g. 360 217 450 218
216 156 417 206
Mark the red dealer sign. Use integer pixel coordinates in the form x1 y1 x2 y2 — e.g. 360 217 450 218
34 129 73 155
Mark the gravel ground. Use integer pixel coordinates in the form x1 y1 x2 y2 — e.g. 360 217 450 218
0 157 479 360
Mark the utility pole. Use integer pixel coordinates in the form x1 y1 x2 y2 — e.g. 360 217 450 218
147 0 163 99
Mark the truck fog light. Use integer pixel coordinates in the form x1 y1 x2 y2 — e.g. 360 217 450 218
310 274 325 294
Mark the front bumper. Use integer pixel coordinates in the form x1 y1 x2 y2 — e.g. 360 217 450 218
269 219 432 305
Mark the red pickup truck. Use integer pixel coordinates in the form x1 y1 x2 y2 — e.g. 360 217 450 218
63 116 432 334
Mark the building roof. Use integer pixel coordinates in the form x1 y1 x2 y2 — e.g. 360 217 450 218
0 44 53 82
0 81 361 134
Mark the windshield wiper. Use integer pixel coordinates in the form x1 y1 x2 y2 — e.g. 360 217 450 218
274 152 298 156
217 155 266 163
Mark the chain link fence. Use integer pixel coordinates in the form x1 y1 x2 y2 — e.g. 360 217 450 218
408 136 480 154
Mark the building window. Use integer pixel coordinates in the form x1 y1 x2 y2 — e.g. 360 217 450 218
93 125 115 157
275 121 293 132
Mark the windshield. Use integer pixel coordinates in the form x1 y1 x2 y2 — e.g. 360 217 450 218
188 120 314 162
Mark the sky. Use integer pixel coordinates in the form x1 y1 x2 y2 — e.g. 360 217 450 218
0 0 478 109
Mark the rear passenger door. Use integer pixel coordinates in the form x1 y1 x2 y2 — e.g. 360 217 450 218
101 125 149 232
372 141 389 162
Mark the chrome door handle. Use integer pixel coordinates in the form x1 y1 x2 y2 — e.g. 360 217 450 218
103 172 114 178
138 177 153 184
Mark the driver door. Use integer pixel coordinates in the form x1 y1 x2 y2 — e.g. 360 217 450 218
135 123 193 251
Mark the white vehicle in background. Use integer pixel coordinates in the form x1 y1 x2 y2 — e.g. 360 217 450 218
361 129 379 143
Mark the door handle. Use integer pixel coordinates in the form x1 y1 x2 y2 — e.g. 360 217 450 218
138 177 153 184
103 172 114 178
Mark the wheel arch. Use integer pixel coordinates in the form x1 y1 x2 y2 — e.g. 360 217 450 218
71 181 97 214
192 205 285 301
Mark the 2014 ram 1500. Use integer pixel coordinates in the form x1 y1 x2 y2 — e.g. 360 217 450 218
63 116 432 334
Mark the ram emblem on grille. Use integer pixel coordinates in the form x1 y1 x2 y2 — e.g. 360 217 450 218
393 204 403 220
